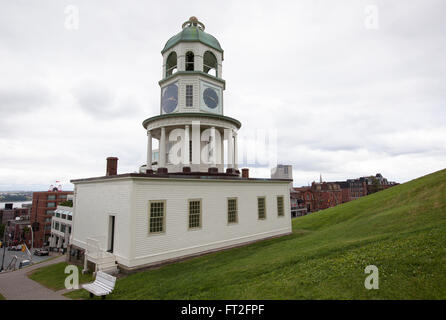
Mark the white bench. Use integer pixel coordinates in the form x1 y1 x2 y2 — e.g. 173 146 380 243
82 271 116 299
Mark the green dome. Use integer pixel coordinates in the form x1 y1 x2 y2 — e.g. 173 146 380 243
162 20 223 54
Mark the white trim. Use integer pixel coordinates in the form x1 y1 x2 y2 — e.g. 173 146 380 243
133 227 290 261
72 176 292 185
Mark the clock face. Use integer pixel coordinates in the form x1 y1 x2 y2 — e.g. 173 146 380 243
162 83 178 113
203 87 219 109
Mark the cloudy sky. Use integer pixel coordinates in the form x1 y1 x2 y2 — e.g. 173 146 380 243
0 0 445 191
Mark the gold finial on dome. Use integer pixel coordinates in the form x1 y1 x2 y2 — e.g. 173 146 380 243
182 16 205 30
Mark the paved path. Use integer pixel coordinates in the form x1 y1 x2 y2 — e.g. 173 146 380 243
0 255 70 300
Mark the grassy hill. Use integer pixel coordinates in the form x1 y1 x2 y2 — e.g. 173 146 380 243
62 169 446 299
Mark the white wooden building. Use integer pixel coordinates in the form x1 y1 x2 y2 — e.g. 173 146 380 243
69 17 292 273
49 204 72 252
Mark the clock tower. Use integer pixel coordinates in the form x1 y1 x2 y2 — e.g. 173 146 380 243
142 17 241 174
160 16 224 115
159 17 225 114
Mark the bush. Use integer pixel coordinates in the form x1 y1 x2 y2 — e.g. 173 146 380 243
59 200 73 207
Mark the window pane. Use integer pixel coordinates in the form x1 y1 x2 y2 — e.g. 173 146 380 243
189 200 201 229
277 196 284 216
186 85 193 107
149 201 165 233
258 197 266 220
228 198 237 223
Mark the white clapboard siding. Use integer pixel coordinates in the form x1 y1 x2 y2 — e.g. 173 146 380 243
72 176 291 270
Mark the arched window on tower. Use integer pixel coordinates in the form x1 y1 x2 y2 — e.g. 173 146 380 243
203 51 217 77
166 51 177 77
185 51 194 71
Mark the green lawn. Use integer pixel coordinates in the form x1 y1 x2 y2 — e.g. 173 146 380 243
41 169 446 299
0 293 5 300
28 262 93 291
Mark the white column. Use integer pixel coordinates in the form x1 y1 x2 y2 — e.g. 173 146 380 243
220 129 224 167
210 127 216 166
160 127 166 168
227 129 233 169
234 131 238 170
184 125 190 165
192 121 201 165
147 130 152 171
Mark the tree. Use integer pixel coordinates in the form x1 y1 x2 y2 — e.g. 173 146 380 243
22 226 30 239
369 177 381 194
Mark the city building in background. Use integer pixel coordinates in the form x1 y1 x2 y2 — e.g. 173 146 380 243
271 165 293 189
30 185 73 248
49 194 73 253
290 173 398 217
271 165 293 180
0 203 32 248
0 204 30 225
5 219 32 247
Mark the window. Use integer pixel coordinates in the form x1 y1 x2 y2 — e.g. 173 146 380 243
149 201 165 234
55 222 59 230
186 85 193 107
165 51 177 76
61 224 66 233
45 224 51 231
59 194 67 199
62 214 67 220
56 211 60 218
47 202 56 208
227 198 238 224
258 197 266 220
45 217 51 223
203 51 217 77
47 195 56 200
46 210 54 215
68 215 72 221
188 199 201 229
277 196 284 217
185 51 194 71
68 226 71 234
284 166 288 174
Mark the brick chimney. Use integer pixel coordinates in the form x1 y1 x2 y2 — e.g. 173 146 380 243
106 157 118 176
242 168 249 178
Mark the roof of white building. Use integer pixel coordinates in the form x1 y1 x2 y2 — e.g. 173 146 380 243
54 207 72 216
71 172 293 184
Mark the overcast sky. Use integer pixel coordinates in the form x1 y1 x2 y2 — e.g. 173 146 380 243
0 0 445 191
